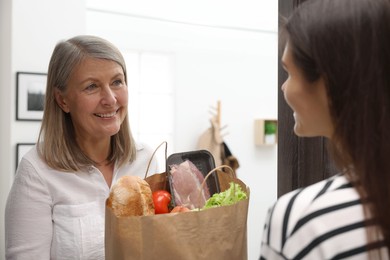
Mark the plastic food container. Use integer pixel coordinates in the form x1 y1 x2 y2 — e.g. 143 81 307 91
167 150 221 208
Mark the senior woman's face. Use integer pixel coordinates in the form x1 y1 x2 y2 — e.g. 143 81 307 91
55 57 128 141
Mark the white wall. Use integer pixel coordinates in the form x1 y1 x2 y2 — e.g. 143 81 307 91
0 1 277 259
0 0 13 257
174 44 278 260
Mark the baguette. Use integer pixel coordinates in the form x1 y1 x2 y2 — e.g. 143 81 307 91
107 176 155 217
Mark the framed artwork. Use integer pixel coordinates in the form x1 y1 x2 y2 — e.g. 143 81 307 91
16 72 47 121
16 143 35 170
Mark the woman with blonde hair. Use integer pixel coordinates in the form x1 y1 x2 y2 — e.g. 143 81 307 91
6 35 158 259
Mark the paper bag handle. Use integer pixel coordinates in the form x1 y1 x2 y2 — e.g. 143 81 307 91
197 165 237 209
144 141 168 179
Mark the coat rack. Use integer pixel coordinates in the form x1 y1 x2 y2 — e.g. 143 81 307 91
208 100 228 138
200 100 239 171
216 100 221 128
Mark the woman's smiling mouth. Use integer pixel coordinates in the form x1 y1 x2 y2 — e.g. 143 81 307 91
94 109 118 118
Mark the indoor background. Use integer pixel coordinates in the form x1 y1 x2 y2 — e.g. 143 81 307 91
0 1 278 259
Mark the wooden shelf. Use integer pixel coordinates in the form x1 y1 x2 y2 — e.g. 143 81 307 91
254 119 278 146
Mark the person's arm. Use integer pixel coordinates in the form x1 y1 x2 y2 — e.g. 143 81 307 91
5 158 53 259
259 204 286 260
259 188 303 260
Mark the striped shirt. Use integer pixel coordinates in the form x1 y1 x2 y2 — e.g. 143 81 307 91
260 174 388 259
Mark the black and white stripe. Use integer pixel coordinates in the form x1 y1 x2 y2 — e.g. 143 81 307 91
260 174 388 259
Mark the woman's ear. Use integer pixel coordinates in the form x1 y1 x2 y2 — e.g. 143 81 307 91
54 89 70 113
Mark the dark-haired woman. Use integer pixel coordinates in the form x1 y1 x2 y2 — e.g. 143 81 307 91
260 0 390 258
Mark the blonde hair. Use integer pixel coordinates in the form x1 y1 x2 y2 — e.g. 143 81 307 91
37 35 136 171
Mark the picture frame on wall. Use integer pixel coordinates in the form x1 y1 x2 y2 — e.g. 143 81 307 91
16 143 35 171
16 72 47 121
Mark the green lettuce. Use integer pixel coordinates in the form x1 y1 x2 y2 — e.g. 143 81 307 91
202 182 247 209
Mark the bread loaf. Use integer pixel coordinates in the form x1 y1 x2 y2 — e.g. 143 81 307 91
107 176 155 217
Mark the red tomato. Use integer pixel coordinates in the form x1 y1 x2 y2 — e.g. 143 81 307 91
152 190 171 214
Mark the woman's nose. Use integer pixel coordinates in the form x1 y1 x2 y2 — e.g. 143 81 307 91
101 87 117 106
281 82 286 92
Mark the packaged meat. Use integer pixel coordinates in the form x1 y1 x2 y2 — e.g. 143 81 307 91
167 150 220 209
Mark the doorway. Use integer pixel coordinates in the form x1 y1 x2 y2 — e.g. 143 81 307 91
277 0 338 197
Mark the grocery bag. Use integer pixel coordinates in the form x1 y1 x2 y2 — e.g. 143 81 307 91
105 142 250 260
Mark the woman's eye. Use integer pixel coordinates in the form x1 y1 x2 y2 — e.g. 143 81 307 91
85 83 98 91
112 79 123 87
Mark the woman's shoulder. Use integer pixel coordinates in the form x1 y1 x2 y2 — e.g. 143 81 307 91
116 141 160 179
134 141 157 160
263 174 364 259
17 144 46 171
135 141 152 152
265 174 357 237
278 174 353 203
273 174 358 223
13 145 54 195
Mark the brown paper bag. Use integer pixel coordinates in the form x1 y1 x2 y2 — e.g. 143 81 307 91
105 144 250 260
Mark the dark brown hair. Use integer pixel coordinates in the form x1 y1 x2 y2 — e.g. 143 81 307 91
286 0 390 254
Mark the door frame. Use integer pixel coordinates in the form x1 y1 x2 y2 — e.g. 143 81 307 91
277 0 337 197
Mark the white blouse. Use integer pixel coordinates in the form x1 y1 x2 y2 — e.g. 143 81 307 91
5 143 158 260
